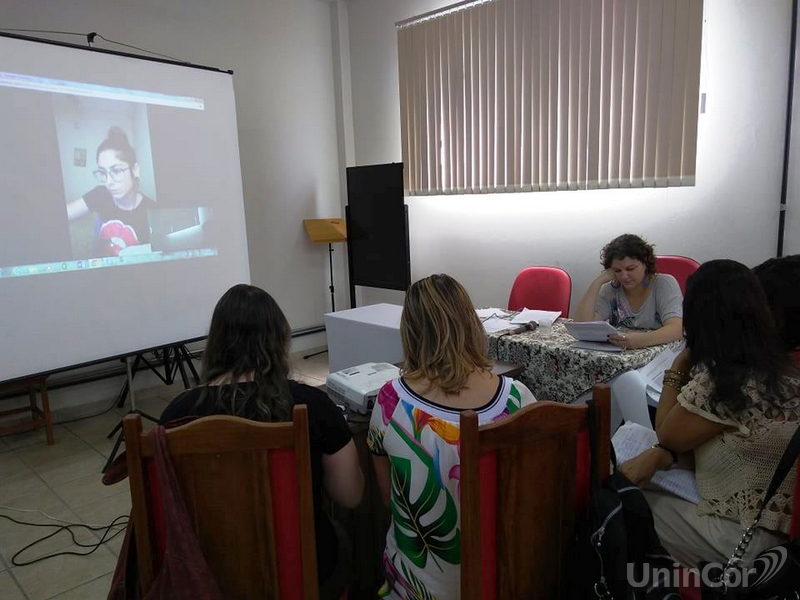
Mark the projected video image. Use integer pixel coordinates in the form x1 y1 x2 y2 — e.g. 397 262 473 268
54 96 157 258
0 69 221 280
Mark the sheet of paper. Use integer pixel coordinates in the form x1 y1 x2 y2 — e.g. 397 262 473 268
570 340 623 353
612 421 701 504
510 309 562 324
638 345 685 397
476 307 511 319
564 320 619 342
482 316 516 333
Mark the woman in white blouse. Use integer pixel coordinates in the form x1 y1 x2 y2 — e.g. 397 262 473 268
619 260 800 568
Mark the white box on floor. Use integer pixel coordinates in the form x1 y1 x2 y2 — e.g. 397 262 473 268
324 303 404 373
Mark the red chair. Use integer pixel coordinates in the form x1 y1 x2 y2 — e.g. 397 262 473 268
656 255 700 294
124 407 322 600
460 384 611 599
507 266 572 316
679 457 800 600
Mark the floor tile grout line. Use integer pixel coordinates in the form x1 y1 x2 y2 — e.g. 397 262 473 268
41 569 114 600
0 543 30 599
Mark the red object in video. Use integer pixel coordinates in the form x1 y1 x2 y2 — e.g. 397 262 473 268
98 220 140 256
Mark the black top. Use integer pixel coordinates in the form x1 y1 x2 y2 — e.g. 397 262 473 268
160 380 352 584
83 185 156 245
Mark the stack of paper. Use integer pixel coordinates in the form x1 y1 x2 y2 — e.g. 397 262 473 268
564 320 619 341
612 421 701 504
476 308 516 333
510 309 561 324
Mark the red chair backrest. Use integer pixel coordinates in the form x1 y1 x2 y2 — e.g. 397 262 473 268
460 385 611 600
655 255 700 295
507 266 572 316
124 408 319 600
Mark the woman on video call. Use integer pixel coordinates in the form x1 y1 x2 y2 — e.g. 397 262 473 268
66 126 156 255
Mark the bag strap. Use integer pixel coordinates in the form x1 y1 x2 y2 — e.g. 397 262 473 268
722 423 800 571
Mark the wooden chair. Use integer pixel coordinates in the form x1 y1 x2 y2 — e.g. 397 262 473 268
460 384 611 600
123 406 320 600
0 376 53 445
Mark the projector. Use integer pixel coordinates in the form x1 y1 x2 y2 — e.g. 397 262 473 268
326 362 401 415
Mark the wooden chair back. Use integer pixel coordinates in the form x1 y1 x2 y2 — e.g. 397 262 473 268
123 406 319 600
460 384 611 600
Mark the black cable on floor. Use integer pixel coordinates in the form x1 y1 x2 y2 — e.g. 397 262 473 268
0 513 129 566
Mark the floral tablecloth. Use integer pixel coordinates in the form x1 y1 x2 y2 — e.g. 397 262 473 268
488 319 677 403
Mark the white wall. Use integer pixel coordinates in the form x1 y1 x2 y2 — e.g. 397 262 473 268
0 0 346 344
344 0 792 310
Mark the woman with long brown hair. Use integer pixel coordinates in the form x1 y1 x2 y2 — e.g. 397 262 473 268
161 284 363 599
367 274 535 600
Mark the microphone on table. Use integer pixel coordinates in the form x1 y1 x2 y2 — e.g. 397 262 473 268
499 321 538 337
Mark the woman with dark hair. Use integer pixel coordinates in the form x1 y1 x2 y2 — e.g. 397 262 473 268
753 254 800 360
66 127 156 255
161 284 364 598
574 234 684 349
368 274 535 599
619 260 800 568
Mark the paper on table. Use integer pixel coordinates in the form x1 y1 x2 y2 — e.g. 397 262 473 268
482 316 517 333
564 320 619 342
612 421 701 505
476 307 512 319
510 309 562 324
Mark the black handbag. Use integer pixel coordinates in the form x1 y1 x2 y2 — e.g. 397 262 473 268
700 425 800 600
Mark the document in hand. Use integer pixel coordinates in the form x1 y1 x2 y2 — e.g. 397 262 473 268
612 421 701 504
564 320 619 342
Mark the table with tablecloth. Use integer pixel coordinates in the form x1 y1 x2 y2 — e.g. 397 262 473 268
488 318 679 404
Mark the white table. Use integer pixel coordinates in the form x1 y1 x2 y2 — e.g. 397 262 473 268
324 304 404 373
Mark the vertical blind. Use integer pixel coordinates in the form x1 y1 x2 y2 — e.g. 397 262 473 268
397 0 703 195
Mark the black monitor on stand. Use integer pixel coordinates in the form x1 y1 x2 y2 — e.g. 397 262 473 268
345 163 410 306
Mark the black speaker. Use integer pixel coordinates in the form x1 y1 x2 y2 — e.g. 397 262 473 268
345 163 410 306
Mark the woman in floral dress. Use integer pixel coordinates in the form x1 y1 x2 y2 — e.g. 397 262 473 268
367 274 535 599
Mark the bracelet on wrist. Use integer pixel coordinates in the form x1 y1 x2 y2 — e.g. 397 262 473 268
651 443 679 466
665 368 688 379
662 379 684 392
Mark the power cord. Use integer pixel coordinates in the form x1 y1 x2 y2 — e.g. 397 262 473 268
0 512 129 567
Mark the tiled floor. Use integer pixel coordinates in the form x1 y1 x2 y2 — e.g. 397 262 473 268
0 351 330 599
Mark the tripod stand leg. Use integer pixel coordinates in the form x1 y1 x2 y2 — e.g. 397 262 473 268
103 428 125 473
106 418 124 440
179 345 200 384
174 347 190 389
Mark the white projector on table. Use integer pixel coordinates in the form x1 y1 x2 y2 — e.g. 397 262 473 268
326 362 401 415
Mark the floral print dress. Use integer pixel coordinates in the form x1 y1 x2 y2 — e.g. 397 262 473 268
367 376 536 600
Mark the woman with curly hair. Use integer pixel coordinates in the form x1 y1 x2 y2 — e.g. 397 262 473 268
574 234 684 349
160 284 363 599
367 274 535 599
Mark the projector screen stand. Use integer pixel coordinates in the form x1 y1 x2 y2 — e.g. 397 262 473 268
102 345 199 473
113 344 199 409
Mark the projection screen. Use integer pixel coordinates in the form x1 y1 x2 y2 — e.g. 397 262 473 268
0 33 250 383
